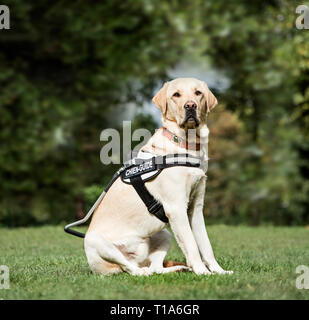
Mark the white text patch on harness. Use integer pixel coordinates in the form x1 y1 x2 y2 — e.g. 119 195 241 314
125 160 153 178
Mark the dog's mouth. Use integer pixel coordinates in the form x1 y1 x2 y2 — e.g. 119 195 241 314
180 112 200 128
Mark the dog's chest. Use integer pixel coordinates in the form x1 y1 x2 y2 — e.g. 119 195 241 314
186 167 205 191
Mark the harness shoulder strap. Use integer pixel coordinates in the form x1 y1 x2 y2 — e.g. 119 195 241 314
130 175 168 223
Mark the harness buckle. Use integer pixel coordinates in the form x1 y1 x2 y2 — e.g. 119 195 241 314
148 200 161 214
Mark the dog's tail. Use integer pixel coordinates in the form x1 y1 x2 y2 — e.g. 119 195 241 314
163 260 186 268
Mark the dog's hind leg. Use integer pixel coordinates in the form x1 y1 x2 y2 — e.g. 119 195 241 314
84 231 152 276
147 229 190 274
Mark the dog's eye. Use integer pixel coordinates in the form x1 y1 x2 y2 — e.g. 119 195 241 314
173 92 181 97
195 90 202 96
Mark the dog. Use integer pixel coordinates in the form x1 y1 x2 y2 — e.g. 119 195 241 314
84 77 233 276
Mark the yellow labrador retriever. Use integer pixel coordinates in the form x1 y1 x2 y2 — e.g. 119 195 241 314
84 77 233 276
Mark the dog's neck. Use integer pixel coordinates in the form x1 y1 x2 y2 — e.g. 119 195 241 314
161 118 209 147
162 127 201 151
141 118 209 171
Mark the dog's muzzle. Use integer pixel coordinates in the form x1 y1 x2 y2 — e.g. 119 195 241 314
181 101 199 127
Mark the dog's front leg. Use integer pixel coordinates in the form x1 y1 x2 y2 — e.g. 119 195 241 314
189 178 233 275
167 206 211 275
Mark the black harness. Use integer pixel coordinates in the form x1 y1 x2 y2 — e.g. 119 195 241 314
64 152 203 238
117 153 202 223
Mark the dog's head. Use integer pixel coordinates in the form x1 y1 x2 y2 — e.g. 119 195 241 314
152 78 217 130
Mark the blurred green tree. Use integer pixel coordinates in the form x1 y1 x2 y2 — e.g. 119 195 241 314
199 1 309 225
0 0 308 226
0 0 192 225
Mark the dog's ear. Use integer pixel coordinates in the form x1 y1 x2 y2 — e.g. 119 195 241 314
152 82 170 115
203 82 218 113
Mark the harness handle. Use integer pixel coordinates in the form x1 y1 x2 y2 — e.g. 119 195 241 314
64 190 107 238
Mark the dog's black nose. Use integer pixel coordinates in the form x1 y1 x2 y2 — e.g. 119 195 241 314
184 101 197 110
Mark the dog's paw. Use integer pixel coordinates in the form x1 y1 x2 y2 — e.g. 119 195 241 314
130 267 153 276
151 265 191 274
213 270 233 275
166 265 191 273
192 264 212 275
174 265 191 272
208 266 233 275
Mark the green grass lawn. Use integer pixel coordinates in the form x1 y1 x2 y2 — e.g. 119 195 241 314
0 225 308 299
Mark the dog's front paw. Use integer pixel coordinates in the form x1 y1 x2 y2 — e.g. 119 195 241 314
207 265 233 275
213 269 233 275
192 264 212 275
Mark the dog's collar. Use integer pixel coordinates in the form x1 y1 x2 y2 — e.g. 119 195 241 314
162 127 201 151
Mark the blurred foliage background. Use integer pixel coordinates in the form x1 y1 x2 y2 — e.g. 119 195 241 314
1 0 308 226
